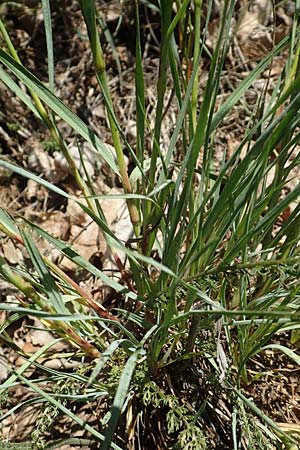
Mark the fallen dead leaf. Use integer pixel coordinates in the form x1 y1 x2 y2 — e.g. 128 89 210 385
59 188 132 272
41 210 70 240
1 239 23 265
59 221 104 272
0 347 8 382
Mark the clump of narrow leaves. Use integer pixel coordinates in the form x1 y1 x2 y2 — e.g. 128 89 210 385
0 0 300 449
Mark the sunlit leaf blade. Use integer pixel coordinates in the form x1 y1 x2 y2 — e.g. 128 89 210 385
101 350 139 450
41 0 54 92
0 49 118 173
262 343 300 366
17 374 122 449
0 67 40 117
19 227 68 313
0 159 71 199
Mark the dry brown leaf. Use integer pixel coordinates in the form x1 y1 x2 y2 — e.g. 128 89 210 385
66 199 87 226
1 239 23 265
0 348 8 382
60 220 105 271
235 0 274 60
60 189 132 272
26 140 55 176
41 211 70 240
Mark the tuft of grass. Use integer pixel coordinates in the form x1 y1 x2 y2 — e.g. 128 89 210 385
0 0 300 448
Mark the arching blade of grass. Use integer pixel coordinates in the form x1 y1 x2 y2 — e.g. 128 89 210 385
222 186 300 266
19 226 68 314
233 387 297 447
0 160 130 254
0 17 105 216
0 161 154 291
0 256 101 358
0 160 72 199
0 49 118 173
184 91 300 271
197 71 300 225
0 304 96 320
26 216 176 299
210 33 292 132
263 343 300 366
0 339 64 392
0 303 141 348
0 156 178 293
41 0 54 92
0 207 21 242
101 350 140 450
15 221 138 300
0 67 40 117
17 374 122 450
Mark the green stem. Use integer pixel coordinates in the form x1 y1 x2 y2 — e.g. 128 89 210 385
187 256 300 280
79 0 141 239
0 256 100 358
0 439 93 450
149 0 190 188
191 0 202 129
0 19 98 216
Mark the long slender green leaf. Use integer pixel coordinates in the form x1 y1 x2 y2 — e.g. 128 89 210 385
17 373 123 450
0 339 64 391
41 0 54 92
0 49 118 173
101 350 139 450
0 67 39 117
20 227 67 313
234 387 297 445
210 33 291 132
0 159 72 199
25 220 138 300
262 343 300 366
0 207 19 237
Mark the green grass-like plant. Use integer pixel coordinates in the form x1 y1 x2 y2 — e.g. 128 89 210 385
0 0 300 448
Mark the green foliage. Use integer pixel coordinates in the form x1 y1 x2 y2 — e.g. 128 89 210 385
236 402 274 450
0 0 300 448
176 425 207 450
0 442 33 450
42 139 60 154
141 380 207 447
